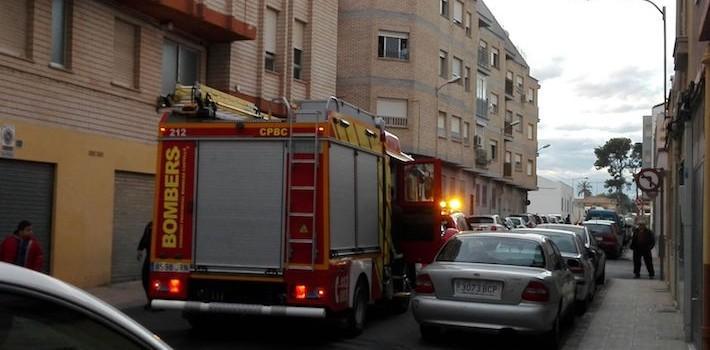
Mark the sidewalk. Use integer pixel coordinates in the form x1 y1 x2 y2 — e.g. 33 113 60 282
563 277 687 350
87 280 146 309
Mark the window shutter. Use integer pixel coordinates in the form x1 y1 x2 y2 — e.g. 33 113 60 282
453 1 463 23
293 20 304 50
264 8 278 54
113 19 137 87
0 0 28 57
377 98 407 118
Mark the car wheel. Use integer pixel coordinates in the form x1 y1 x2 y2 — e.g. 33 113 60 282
576 298 589 315
541 312 561 350
596 269 606 285
420 324 442 342
342 280 368 337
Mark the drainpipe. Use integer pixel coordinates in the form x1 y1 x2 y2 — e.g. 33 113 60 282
702 51 710 350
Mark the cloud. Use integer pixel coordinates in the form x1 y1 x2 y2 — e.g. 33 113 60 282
533 57 565 81
573 66 659 99
554 122 641 134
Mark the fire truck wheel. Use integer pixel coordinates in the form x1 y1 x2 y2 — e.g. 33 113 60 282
343 279 368 337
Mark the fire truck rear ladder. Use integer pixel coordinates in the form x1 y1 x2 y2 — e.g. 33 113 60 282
280 97 325 271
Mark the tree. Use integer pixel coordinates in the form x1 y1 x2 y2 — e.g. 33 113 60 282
594 137 641 207
577 180 592 198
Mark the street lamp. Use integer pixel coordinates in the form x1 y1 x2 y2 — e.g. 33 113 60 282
638 0 667 117
536 144 550 157
434 75 462 157
435 76 462 96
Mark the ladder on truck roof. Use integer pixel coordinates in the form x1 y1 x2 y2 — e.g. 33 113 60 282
280 97 332 271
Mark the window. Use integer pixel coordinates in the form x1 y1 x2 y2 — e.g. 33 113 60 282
440 0 449 17
0 290 145 349
527 123 534 140
516 114 523 132
490 93 499 114
476 125 484 147
516 75 524 89
490 140 498 160
476 184 482 206
293 20 305 79
527 87 535 104
464 66 471 91
492 187 497 209
490 47 499 69
463 121 470 145
505 151 512 163
378 31 409 60
439 50 448 78
452 57 462 82
161 40 200 95
506 71 514 81
113 19 139 88
482 184 488 207
451 116 462 140
514 153 523 171
51 0 70 66
465 11 472 36
0 1 29 57
453 0 464 24
527 160 534 176
377 98 408 128
476 75 487 101
264 8 278 72
438 112 446 137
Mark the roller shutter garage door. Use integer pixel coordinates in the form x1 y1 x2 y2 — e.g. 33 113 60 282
0 158 54 273
111 171 154 283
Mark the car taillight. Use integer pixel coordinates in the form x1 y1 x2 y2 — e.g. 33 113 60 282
603 234 616 242
490 225 497 231
522 281 549 302
415 274 435 294
567 259 584 273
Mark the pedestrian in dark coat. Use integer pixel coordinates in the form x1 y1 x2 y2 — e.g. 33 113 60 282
137 221 152 309
630 221 655 279
0 220 44 272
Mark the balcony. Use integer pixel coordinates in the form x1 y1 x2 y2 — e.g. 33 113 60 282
504 163 512 177
475 148 489 167
478 47 490 70
503 121 513 138
505 79 514 99
116 0 256 42
381 115 408 128
476 98 488 118
674 36 688 71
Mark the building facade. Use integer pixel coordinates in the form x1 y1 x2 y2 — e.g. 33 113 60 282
0 0 337 287
527 176 573 219
336 0 539 217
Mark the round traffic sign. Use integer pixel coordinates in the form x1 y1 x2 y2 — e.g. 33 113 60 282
635 168 662 192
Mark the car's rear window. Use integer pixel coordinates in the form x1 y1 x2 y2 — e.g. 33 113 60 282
543 234 578 254
468 217 494 224
436 236 545 268
586 211 617 221
540 225 586 243
585 224 612 236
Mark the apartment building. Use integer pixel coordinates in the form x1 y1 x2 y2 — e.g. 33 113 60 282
0 0 337 287
336 0 539 216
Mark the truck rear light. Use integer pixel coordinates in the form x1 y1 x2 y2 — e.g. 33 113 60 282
567 259 584 273
152 280 161 291
169 279 181 294
415 274 435 294
295 285 307 299
294 285 325 300
522 281 549 302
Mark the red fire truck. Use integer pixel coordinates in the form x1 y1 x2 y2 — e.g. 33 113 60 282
148 85 463 333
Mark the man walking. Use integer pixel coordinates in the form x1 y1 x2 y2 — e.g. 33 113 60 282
631 221 655 279
0 220 44 272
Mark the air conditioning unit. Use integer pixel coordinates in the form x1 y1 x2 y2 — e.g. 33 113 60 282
475 148 489 165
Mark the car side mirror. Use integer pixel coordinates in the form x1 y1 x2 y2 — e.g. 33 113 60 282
586 248 596 257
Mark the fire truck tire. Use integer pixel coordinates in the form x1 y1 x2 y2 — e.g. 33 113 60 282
342 278 368 337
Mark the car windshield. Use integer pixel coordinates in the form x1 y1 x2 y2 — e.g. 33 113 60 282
468 217 494 224
509 218 522 224
436 236 546 268
585 224 612 236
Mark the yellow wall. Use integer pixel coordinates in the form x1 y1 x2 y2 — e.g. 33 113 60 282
1 118 156 287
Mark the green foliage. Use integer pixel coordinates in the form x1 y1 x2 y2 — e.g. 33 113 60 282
577 180 592 198
594 137 642 208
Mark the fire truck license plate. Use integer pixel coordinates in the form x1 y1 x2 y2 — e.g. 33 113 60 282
453 279 502 299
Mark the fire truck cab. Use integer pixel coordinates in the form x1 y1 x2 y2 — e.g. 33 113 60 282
148 86 414 334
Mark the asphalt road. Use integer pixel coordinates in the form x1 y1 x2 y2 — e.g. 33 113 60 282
123 249 649 350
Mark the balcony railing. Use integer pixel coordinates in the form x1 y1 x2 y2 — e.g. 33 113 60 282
381 115 408 128
478 47 490 70
504 121 513 137
505 79 514 97
504 163 512 177
476 98 488 118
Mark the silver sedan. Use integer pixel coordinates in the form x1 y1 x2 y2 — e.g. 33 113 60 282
412 232 576 349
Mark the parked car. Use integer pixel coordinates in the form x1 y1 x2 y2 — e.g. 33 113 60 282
466 215 507 231
0 262 172 350
540 215 550 224
547 215 559 224
551 214 564 223
585 209 630 245
444 212 471 233
412 232 576 348
506 216 528 229
583 220 624 259
538 224 607 285
510 213 537 228
513 228 596 313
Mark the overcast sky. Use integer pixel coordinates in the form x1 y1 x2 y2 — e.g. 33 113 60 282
486 0 674 195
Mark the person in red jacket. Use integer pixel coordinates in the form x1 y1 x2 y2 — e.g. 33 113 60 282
0 220 44 272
